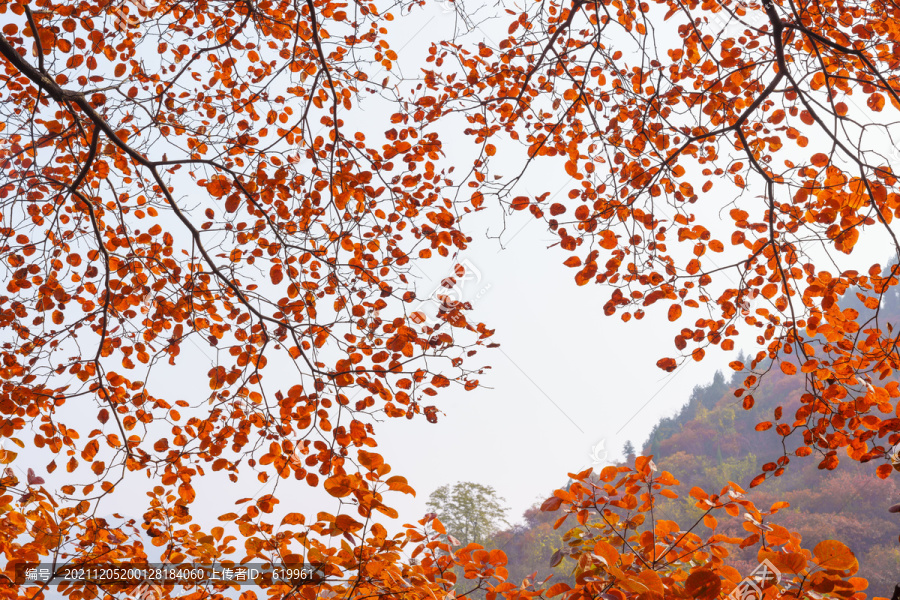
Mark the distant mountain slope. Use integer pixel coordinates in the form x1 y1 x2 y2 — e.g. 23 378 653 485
641 365 899 595
493 269 900 596
494 361 900 597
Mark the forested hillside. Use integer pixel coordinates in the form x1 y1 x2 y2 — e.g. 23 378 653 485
492 283 900 597
644 366 899 595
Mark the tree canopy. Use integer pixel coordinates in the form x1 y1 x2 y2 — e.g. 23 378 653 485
2 0 900 596
426 481 509 547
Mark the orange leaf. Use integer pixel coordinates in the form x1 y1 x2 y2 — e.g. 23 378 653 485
546 583 571 597
511 196 529 210
575 263 597 286
541 496 563 512
811 152 829 167
224 194 240 213
593 540 619 566
323 475 353 498
207 178 231 198
813 540 857 571
270 265 283 285
657 357 677 372
685 569 721 600
335 514 363 533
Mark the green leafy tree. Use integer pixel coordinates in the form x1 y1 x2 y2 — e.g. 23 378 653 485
426 482 509 547
622 440 636 464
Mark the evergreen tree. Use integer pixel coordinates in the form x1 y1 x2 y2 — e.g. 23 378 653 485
623 440 636 463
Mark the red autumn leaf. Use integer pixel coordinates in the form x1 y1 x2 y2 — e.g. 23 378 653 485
685 569 721 600
27 468 45 486
323 475 353 498
541 496 563 512
206 178 231 198
546 583 571 597
511 196 529 210
657 357 677 372
811 152 829 167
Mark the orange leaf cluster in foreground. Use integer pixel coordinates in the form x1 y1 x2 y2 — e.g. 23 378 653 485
528 458 871 600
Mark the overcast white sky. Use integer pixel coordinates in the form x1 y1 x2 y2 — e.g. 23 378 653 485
373 206 730 524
